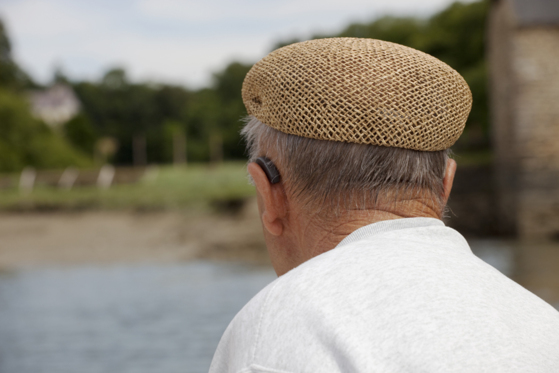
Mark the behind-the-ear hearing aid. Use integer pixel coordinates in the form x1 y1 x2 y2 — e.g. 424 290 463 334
255 157 281 185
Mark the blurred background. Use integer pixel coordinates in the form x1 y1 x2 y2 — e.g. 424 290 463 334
0 0 558 372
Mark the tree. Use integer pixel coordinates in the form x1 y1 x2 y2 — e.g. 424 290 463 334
0 18 90 172
185 88 221 162
0 18 35 90
72 67 198 165
64 114 98 157
212 62 252 160
338 16 424 47
0 89 90 171
57 0 492 166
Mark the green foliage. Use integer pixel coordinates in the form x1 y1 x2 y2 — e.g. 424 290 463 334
71 62 252 164
0 1 491 169
423 1 490 149
419 1 488 71
0 19 34 90
73 68 193 164
182 88 216 161
0 140 22 172
145 120 185 163
0 90 91 171
25 132 91 169
0 163 255 211
339 16 424 46
0 19 91 172
212 62 252 159
459 61 489 149
63 114 98 156
102 68 127 89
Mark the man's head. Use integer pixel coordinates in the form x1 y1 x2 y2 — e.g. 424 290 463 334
240 38 471 275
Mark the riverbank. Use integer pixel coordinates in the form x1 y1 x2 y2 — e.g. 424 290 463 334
1 201 558 308
0 198 269 269
0 163 254 212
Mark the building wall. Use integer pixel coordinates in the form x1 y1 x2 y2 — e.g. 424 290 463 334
513 28 559 237
29 84 80 128
488 0 518 234
489 0 559 238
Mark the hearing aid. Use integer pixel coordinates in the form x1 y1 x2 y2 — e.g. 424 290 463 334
255 157 281 185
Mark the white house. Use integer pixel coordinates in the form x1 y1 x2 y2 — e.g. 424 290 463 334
29 84 80 128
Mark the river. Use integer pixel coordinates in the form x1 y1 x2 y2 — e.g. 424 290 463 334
0 239 557 373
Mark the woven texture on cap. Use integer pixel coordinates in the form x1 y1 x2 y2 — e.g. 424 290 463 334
242 38 472 151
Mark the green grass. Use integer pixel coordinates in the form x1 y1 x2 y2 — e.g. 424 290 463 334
0 162 256 211
0 152 494 212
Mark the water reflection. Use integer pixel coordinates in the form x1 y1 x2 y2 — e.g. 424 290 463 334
470 239 559 309
0 262 276 373
0 240 558 373
511 241 559 309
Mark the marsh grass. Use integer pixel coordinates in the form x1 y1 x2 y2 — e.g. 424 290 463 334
0 162 254 212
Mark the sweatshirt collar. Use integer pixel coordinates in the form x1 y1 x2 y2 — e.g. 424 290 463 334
336 217 445 249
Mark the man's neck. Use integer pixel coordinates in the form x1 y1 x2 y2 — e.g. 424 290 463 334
291 199 441 268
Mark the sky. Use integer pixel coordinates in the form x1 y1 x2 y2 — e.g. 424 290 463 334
0 0 476 89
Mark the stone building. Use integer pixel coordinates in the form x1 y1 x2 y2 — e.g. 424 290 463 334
488 0 559 238
29 84 80 128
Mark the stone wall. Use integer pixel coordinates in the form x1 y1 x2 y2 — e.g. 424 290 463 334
488 0 518 234
513 28 559 238
488 0 559 238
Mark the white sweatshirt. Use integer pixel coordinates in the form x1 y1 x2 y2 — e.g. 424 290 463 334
209 218 559 373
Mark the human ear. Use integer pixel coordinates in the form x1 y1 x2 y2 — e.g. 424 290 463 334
247 162 287 236
442 158 457 204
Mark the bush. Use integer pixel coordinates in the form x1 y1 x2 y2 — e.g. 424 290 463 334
0 89 92 171
63 114 98 156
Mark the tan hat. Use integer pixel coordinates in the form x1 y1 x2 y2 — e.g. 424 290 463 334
242 38 472 151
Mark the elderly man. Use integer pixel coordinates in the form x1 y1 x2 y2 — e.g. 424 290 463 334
209 38 559 372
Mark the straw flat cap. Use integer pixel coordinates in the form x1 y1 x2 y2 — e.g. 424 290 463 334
242 38 472 151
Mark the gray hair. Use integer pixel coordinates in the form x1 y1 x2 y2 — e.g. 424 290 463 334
242 116 450 218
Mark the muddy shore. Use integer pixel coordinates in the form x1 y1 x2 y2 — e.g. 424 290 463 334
0 198 270 268
1 199 559 308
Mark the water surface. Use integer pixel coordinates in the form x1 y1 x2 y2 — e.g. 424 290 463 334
0 262 276 373
0 239 558 373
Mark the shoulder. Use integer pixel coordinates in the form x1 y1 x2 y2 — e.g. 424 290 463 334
209 257 344 373
212 221 559 372
209 278 280 373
